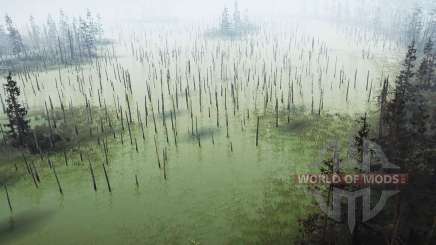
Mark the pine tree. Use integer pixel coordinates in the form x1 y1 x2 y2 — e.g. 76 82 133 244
221 7 231 35
233 1 241 32
58 10 69 40
0 25 8 56
417 38 434 88
3 72 31 147
71 18 81 59
29 15 41 50
5 15 24 55
95 14 104 42
409 91 429 146
408 41 433 150
46 14 58 53
79 10 97 58
407 8 423 44
378 77 389 138
385 41 417 161
354 113 370 164
395 41 417 108
424 8 436 42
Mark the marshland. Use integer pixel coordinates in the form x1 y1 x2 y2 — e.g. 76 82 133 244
0 0 435 244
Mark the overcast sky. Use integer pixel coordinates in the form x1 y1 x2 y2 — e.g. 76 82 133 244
0 0 430 27
1 0 301 24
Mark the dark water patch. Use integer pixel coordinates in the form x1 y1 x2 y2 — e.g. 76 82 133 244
279 117 315 135
157 110 186 121
0 209 55 244
184 127 221 142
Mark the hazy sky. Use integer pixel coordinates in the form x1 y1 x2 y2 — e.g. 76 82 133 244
1 0 302 25
0 0 430 27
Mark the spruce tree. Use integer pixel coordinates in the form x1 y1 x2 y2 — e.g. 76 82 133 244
392 41 417 121
3 72 31 147
233 1 241 32
0 25 8 56
407 8 423 45
221 7 231 35
385 41 417 164
46 14 58 53
79 10 97 58
5 15 24 55
399 41 417 92
29 16 41 50
417 38 434 88
354 113 370 164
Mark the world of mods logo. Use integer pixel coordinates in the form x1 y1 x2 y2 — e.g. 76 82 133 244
296 138 408 232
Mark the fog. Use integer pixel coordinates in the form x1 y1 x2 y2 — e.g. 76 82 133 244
3 0 299 23
0 0 436 244
1 0 433 27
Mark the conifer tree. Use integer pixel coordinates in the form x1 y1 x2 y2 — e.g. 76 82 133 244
385 41 417 163
221 7 231 35
407 8 423 45
354 113 370 164
417 38 434 88
3 72 31 147
29 15 41 50
233 1 241 32
0 24 8 56
79 10 98 58
394 41 417 113
46 14 58 53
5 15 24 55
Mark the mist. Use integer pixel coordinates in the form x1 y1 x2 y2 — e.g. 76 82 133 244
1 0 432 26
0 0 435 244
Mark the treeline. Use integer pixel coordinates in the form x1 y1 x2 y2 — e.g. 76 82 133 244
401 8 436 49
343 2 436 49
300 39 436 244
381 39 436 163
304 0 436 49
372 39 436 244
0 10 105 67
218 2 256 37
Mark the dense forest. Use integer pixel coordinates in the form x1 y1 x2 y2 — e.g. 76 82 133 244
0 10 105 70
299 38 436 244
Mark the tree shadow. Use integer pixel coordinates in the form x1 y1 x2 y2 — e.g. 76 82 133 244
184 127 221 142
0 209 55 244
